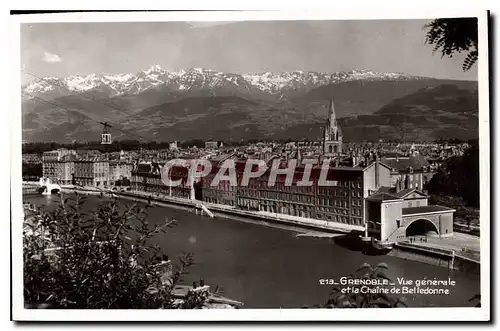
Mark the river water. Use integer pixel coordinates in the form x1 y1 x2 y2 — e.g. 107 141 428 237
24 194 480 308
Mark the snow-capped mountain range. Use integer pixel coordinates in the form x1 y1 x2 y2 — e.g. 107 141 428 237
22 65 423 99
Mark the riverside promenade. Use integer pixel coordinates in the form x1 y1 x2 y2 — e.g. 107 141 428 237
118 189 366 235
396 233 480 263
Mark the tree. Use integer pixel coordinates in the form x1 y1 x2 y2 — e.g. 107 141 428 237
23 194 208 309
323 263 407 308
425 18 478 71
426 145 479 208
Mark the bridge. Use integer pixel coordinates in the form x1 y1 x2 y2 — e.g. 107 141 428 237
37 178 62 195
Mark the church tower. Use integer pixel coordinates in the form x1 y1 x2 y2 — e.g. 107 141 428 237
323 96 343 156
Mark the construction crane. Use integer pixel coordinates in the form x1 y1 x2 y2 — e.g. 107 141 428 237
100 122 112 145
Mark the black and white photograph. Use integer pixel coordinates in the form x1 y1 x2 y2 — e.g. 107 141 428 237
10 9 490 322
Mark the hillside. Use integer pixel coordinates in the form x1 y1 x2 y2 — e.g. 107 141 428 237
292 79 478 118
273 84 479 142
21 67 478 143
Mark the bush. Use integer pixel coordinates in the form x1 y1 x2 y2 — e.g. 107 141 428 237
23 193 206 309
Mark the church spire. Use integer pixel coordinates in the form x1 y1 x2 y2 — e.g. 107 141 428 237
329 96 337 127
322 96 343 156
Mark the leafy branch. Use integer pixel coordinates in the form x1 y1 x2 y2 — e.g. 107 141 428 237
23 194 206 309
424 18 478 72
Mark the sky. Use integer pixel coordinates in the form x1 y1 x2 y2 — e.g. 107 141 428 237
20 20 478 83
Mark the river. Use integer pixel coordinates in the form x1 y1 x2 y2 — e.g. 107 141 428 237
24 194 480 308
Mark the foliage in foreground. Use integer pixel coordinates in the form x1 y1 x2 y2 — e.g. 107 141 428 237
324 263 407 308
424 18 478 72
24 194 207 309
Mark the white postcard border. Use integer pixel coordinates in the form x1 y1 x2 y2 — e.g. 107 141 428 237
9 9 490 322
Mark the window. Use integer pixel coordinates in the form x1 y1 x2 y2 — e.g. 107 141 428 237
408 201 412 207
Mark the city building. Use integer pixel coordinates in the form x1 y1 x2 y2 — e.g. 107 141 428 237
201 156 391 228
169 141 179 151
57 154 77 185
93 156 110 187
42 149 76 182
73 155 109 187
256 160 391 226
131 162 191 199
366 186 455 242
381 154 436 190
74 158 94 187
75 149 102 158
109 161 133 186
205 139 219 150
202 154 240 206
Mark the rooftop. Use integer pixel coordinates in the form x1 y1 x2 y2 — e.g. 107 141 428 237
376 187 428 198
402 205 455 215
382 154 430 172
365 193 402 202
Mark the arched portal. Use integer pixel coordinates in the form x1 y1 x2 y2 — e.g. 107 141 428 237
329 145 333 153
333 145 338 153
405 219 439 237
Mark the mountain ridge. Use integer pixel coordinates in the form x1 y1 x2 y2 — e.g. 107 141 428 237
21 67 479 144
23 65 435 99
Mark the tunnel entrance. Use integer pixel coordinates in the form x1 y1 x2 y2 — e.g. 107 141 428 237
405 219 439 237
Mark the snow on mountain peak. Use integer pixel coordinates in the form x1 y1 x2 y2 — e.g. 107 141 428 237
103 73 134 82
143 64 166 75
64 74 103 92
22 66 416 97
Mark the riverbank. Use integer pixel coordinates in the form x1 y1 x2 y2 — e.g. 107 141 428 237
59 186 365 235
55 187 479 272
390 242 480 272
122 190 365 234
